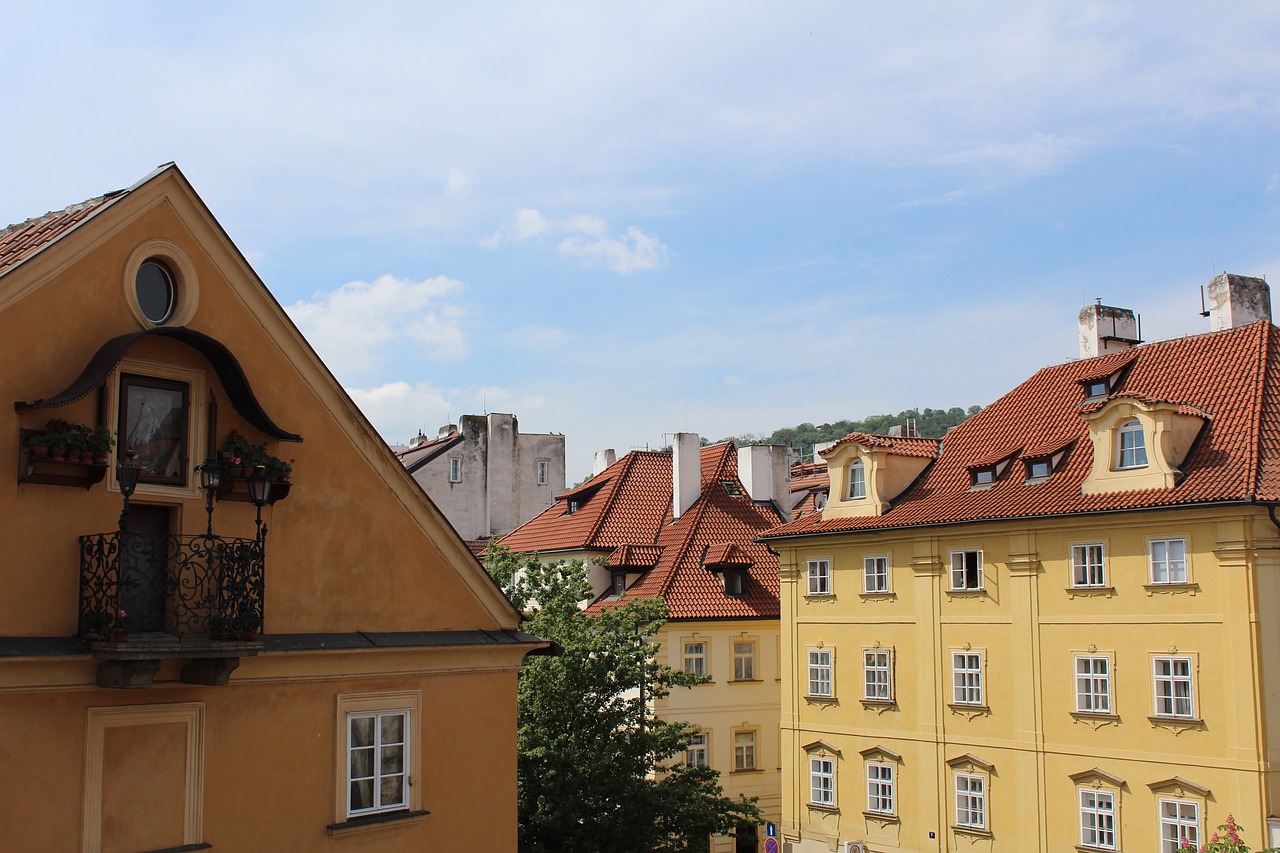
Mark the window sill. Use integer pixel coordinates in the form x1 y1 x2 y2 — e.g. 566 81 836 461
863 810 899 823
947 702 990 720
806 803 839 814
1066 585 1116 598
805 694 838 705
803 593 835 601
140 845 213 853
1148 714 1204 733
1143 582 1199 596
859 591 896 600
1070 710 1118 720
327 809 429 836
952 824 992 838
729 678 763 684
1076 845 1123 853
730 767 764 775
945 588 987 598
860 697 896 708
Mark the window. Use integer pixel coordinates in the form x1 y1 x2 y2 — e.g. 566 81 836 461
611 572 626 597
119 374 191 486
847 459 866 499
135 260 177 324
1153 656 1195 718
686 732 708 766
954 773 986 830
1085 379 1110 399
1072 543 1107 587
1150 538 1188 584
864 555 889 593
1116 419 1148 469
347 709 410 818
723 569 747 598
683 642 707 676
952 651 983 706
866 763 895 815
1026 459 1051 480
808 649 833 697
734 730 756 771
864 649 892 701
536 460 548 485
1159 798 1199 853
810 756 835 806
1080 789 1117 850
950 550 983 590
807 559 831 596
972 467 996 486
733 641 756 681
448 457 461 482
1075 656 1112 714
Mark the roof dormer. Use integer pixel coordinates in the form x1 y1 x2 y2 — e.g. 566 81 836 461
820 433 936 519
1080 395 1207 495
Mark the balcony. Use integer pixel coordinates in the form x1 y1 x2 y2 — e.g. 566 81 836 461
79 531 265 688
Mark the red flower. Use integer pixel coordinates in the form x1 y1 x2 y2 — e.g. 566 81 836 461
229 428 239 435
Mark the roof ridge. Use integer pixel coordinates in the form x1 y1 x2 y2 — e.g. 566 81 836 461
584 451 638 547
1246 321 1272 495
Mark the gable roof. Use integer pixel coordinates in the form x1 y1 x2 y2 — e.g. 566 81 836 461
0 192 122 277
500 443 783 620
766 321 1280 539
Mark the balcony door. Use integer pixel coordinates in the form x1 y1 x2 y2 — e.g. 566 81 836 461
121 505 170 633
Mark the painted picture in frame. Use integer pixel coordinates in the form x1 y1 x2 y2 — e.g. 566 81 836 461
119 374 189 485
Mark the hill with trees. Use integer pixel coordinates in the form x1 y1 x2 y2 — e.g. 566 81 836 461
719 406 982 461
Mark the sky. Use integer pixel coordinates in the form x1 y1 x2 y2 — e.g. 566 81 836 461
4 3 1280 483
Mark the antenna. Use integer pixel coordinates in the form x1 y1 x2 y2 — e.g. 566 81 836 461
1199 285 1210 318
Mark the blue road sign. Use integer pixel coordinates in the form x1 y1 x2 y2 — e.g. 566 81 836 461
766 822 777 838
765 839 779 853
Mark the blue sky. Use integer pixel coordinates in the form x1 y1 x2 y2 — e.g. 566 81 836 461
4 2 1280 482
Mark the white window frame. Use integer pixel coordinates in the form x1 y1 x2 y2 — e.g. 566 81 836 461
1159 798 1200 853
954 772 986 830
950 549 984 591
1080 788 1117 850
1150 538 1188 584
1116 419 1148 469
863 648 892 701
683 641 707 677
1075 655 1112 714
807 559 832 596
1153 656 1195 719
864 555 890 594
808 648 834 698
733 640 756 681
810 756 836 807
733 729 757 771
847 459 866 499
536 460 549 485
686 731 708 767
346 708 410 818
334 690 421 824
952 651 984 706
1072 543 1107 587
448 456 462 482
866 762 895 815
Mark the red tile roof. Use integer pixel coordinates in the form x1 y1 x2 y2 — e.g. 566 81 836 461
788 460 829 521
499 443 783 620
824 432 939 458
766 321 1280 539
0 192 121 277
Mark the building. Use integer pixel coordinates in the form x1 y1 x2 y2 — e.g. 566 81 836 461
397 413 565 542
762 278 1280 853
499 435 792 851
0 164 545 851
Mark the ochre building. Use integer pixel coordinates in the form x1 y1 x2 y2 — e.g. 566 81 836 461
763 285 1280 852
0 164 544 851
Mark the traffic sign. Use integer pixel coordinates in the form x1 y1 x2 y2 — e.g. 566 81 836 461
766 822 777 838
765 839 779 853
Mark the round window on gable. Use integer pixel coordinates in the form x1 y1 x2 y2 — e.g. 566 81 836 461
135 260 176 324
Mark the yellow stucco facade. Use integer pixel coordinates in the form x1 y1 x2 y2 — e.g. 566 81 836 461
0 166 540 851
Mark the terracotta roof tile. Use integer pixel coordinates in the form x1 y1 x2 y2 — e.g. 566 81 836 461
607 544 664 568
823 432 940 459
766 322 1278 539
0 192 120 278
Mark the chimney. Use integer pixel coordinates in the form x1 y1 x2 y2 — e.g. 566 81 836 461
1207 273 1271 331
813 440 837 463
592 449 617 476
672 433 700 519
738 444 792 510
1078 301 1140 359
437 423 457 438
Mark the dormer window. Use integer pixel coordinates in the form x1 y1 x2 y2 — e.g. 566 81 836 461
968 452 1017 490
1026 460 1050 480
723 569 747 598
567 500 580 514
1084 379 1109 400
847 459 866 499
972 467 995 487
1023 443 1072 483
611 572 626 597
1116 419 1148 469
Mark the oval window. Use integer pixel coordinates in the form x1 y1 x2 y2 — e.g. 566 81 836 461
135 260 176 324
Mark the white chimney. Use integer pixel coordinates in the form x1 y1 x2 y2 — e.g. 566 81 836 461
738 444 791 509
672 433 700 519
812 440 837 463
1207 273 1271 331
592 449 617 476
1078 302 1140 359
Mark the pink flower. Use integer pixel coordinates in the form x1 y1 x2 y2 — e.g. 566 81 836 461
118 608 127 618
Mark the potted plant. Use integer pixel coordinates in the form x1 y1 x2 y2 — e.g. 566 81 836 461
26 433 53 459
88 426 115 465
111 608 129 643
265 455 294 483
220 429 257 476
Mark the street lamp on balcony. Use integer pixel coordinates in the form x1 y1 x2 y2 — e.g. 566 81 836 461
247 464 271 541
116 450 140 530
197 456 223 536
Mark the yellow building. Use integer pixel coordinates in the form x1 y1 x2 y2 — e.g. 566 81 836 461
763 290 1280 852
501 434 794 851
0 164 544 851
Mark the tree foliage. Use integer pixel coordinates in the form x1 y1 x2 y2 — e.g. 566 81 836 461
720 405 983 460
486 546 760 853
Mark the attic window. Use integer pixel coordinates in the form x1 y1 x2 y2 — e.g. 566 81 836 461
1116 419 1148 469
566 500 580 515
721 480 743 497
846 459 866 499
969 455 1015 489
1024 445 1072 483
1080 363 1133 402
135 260 176 324
1084 379 1109 399
972 467 996 487
1026 460 1051 480
610 572 626 597
722 569 747 598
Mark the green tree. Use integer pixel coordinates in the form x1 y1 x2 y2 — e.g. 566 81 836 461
721 405 984 460
485 546 759 853
1177 813 1280 852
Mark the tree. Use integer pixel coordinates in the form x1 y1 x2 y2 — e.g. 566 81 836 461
1177 813 1280 852
486 546 760 853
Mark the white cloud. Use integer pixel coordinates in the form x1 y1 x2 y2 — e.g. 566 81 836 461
483 207 669 273
895 190 967 209
723 375 746 387
286 274 466 378
346 380 454 446
445 167 470 196
470 385 548 413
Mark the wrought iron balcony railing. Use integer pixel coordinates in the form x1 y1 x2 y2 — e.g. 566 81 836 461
78 531 264 642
